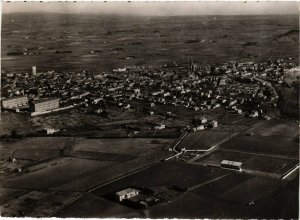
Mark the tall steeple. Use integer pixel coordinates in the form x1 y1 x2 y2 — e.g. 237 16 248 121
189 57 194 73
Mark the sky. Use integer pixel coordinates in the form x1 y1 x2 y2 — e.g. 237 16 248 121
2 1 299 16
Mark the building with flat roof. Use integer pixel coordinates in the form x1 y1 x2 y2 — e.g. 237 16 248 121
221 160 242 171
115 188 141 202
1 96 28 109
32 98 59 112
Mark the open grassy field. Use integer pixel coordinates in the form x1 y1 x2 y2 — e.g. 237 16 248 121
219 134 299 159
74 151 136 161
61 160 297 218
0 188 28 206
56 193 143 218
0 137 74 161
0 190 82 217
142 192 244 219
177 130 231 150
92 161 228 196
193 172 298 218
0 137 73 150
0 158 117 190
242 154 298 175
193 172 252 197
219 176 281 204
74 138 176 156
246 189 299 218
0 112 39 136
51 150 172 192
12 149 61 161
57 172 290 219
196 149 253 165
249 120 299 138
0 136 176 193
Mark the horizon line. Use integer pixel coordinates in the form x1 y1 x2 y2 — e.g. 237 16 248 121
2 11 299 16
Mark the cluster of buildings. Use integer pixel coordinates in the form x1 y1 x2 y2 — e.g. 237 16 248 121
1 94 60 115
1 58 296 121
114 186 181 209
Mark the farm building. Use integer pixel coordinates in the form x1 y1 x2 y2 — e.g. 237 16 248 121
115 188 141 202
220 160 242 171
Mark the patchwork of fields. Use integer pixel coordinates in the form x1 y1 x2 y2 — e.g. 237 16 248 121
0 136 176 216
0 119 298 218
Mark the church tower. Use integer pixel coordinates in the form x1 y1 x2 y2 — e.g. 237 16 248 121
189 57 194 73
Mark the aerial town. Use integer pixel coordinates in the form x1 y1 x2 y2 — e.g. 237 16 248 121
1 58 297 124
1 56 299 218
0 2 299 218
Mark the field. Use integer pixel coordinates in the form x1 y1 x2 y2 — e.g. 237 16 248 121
193 174 282 205
0 137 74 163
92 161 229 196
219 177 281 204
73 138 176 156
57 193 143 218
0 137 73 150
0 112 39 136
220 135 299 159
12 149 61 161
56 161 233 218
241 154 298 175
196 149 253 165
142 192 244 219
0 190 82 217
196 149 298 174
1 132 298 218
177 130 231 150
59 167 297 218
0 158 117 190
249 120 299 138
245 173 298 218
0 136 178 216
2 14 299 73
193 120 299 178
193 173 252 197
0 188 28 206
218 120 299 162
0 137 176 191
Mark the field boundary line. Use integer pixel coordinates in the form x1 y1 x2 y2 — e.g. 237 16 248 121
221 148 298 160
282 164 299 180
187 173 230 192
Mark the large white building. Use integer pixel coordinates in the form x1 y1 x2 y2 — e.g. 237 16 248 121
115 188 141 202
1 96 28 109
32 98 59 112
